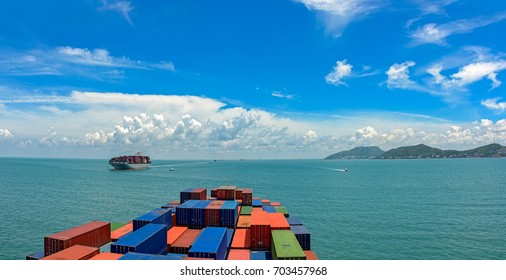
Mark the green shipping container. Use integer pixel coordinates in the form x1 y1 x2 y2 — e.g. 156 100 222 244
240 206 253 215
271 230 306 260
110 222 127 231
274 206 289 217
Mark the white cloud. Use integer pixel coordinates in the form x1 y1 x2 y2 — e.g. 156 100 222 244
428 61 506 90
385 61 418 90
0 128 13 139
325 60 353 86
0 46 174 79
294 0 384 37
272 91 297 100
409 13 506 45
3 90 506 158
98 0 134 25
481 98 506 113
406 0 459 29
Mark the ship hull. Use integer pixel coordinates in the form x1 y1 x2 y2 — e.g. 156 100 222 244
109 162 151 170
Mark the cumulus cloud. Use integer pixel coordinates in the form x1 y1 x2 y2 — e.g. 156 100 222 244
325 60 353 86
294 0 384 37
3 90 506 158
98 0 134 25
427 61 506 90
0 46 175 78
0 128 13 139
409 12 506 45
481 98 506 113
385 61 419 90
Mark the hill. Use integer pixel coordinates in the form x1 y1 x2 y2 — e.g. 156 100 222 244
324 146 384 159
325 143 506 160
375 143 506 159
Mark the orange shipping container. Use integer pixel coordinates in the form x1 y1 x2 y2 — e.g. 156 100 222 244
41 245 99 260
44 221 110 256
304 250 318 260
270 202 281 206
110 221 133 241
170 229 201 254
237 216 251 229
89 252 123 260
252 208 263 212
267 213 290 230
167 226 188 251
231 229 251 249
227 249 250 260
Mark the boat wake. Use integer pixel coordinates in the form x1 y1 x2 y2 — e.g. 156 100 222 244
150 161 208 168
332 168 349 172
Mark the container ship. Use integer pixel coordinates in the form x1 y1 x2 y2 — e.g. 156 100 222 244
26 186 317 260
108 152 151 170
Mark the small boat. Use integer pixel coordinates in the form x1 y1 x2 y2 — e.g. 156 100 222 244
109 152 151 170
169 168 175 171
344 168 348 172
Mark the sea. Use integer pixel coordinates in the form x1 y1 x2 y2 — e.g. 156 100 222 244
0 157 505 260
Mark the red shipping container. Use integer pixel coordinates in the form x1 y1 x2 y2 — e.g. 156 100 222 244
110 221 133 242
235 189 243 199
170 229 201 254
242 189 253 206
205 201 224 227
190 188 207 200
227 249 250 260
41 245 99 260
267 213 290 230
89 252 123 260
250 211 270 251
44 221 110 256
217 186 236 200
231 229 251 249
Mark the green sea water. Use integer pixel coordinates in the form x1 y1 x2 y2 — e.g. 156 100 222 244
0 158 505 260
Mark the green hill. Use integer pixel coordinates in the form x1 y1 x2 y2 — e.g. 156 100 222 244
324 146 384 159
375 143 506 159
325 143 506 159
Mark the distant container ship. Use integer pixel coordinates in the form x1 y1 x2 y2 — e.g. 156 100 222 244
109 152 151 170
27 186 318 260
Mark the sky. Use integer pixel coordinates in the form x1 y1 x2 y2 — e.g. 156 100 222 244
1 0 506 159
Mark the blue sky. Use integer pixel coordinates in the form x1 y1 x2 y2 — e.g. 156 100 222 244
1 0 506 159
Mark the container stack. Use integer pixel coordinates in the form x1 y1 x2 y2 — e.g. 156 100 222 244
29 186 317 261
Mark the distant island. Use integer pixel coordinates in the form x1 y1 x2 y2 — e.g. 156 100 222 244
324 143 506 160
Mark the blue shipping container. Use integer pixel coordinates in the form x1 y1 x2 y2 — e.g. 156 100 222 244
252 200 262 207
188 227 227 260
119 252 186 260
286 217 303 226
111 224 168 255
291 225 311 250
263 206 276 213
176 200 201 226
220 201 239 228
250 251 273 260
26 251 44 260
226 228 234 249
192 200 211 229
133 208 172 231
180 188 195 204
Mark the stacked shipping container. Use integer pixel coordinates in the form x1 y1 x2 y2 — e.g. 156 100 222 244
31 186 316 261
